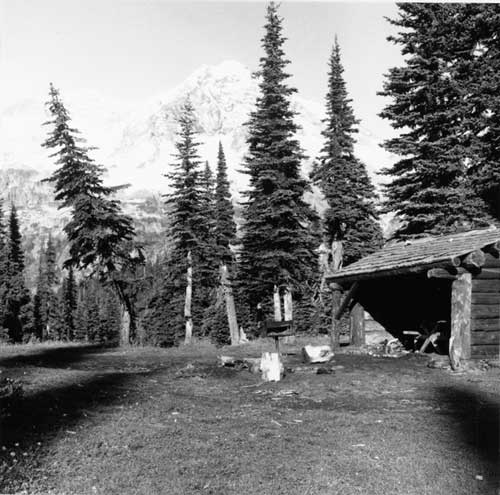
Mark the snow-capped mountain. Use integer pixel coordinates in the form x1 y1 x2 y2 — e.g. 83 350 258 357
0 60 395 283
1 60 393 195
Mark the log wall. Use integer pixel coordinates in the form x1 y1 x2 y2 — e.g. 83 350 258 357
470 253 500 358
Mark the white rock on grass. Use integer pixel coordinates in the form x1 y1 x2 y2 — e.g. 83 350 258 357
302 345 334 364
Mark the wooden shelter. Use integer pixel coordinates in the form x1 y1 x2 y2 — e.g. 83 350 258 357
326 228 500 368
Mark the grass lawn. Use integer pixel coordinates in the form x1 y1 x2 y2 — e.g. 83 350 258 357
0 340 498 495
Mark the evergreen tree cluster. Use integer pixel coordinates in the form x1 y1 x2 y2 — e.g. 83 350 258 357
380 4 500 237
143 102 237 345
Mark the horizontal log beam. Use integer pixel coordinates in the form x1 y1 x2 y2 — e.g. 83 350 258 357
471 304 500 318
472 331 500 345
427 268 457 279
472 293 500 304
471 344 500 357
476 268 500 280
472 280 500 292
471 318 500 331
328 260 462 286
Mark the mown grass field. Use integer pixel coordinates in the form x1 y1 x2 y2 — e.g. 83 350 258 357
0 340 498 495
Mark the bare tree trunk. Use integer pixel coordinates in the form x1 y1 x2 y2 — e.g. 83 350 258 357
184 251 193 344
120 305 130 346
273 285 282 321
220 264 239 345
331 240 343 271
114 280 135 346
284 287 293 321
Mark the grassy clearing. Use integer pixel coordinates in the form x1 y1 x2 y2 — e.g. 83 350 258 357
0 340 498 494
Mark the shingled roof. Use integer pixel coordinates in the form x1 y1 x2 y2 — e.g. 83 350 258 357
326 227 500 285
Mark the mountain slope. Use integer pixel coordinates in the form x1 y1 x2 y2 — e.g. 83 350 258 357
0 60 395 284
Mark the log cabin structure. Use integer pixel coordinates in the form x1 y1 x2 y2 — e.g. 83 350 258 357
325 228 500 368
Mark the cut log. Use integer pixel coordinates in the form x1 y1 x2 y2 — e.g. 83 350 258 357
471 304 500 318
220 264 239 345
449 272 472 370
302 345 334 363
273 285 282 322
461 250 486 271
261 352 283 382
184 251 193 344
427 268 459 279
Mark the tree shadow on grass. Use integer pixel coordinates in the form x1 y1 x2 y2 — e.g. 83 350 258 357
0 344 106 369
0 366 155 491
437 385 499 487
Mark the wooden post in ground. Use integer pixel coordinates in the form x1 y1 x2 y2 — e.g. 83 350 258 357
350 303 365 346
273 285 282 322
184 251 193 344
220 264 239 345
330 283 343 351
449 272 472 370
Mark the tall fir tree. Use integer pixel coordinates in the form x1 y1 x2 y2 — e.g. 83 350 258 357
238 2 317 328
214 142 237 266
451 5 500 222
144 102 217 345
379 4 493 238
4 205 30 342
42 84 142 343
0 202 11 341
311 38 383 265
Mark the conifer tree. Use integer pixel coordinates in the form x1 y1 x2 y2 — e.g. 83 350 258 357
0 202 11 340
145 102 216 344
312 39 382 264
214 142 237 266
238 2 317 327
451 5 500 221
4 205 30 342
380 4 493 237
42 84 142 343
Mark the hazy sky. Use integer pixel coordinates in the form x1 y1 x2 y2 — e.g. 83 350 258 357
0 1 403 136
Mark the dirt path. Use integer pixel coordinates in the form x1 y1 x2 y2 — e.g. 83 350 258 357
0 343 498 495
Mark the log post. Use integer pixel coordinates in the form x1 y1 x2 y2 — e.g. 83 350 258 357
330 283 343 351
449 272 472 370
220 264 239 345
350 303 365 346
184 251 193 344
273 285 282 322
